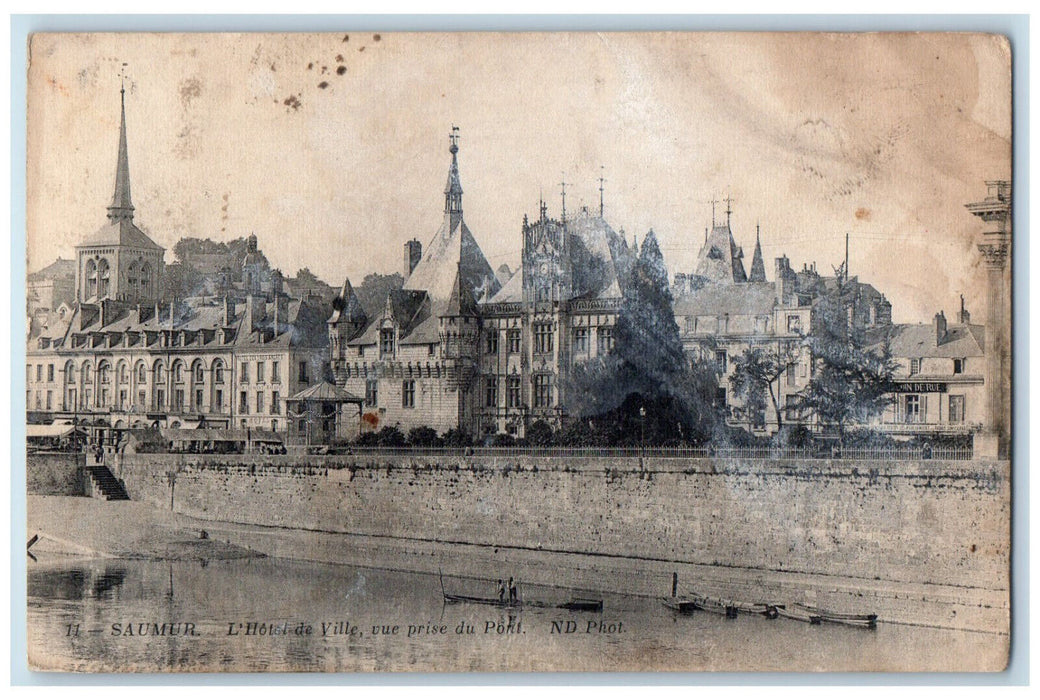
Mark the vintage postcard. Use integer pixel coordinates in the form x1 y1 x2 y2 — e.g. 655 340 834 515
24 31 1011 673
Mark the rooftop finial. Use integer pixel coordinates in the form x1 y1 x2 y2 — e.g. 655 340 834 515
598 166 606 218
709 197 718 227
444 125 463 215
724 194 734 228
560 174 569 223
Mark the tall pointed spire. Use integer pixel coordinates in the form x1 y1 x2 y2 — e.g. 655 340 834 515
444 125 463 215
749 222 767 282
107 81 134 222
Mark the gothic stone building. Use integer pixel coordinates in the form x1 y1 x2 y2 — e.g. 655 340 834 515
329 131 634 439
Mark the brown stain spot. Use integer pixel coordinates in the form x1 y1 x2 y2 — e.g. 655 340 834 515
359 46 366 52
270 62 277 72
318 81 329 89
307 62 313 70
336 54 344 63
342 34 349 42
47 76 70 96
855 207 871 221
283 95 302 111
336 66 347 76
970 543 977 552
373 34 381 41
179 78 202 108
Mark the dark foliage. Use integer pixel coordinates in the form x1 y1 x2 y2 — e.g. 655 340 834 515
407 426 441 447
794 294 899 444
525 420 555 446
563 230 718 444
440 427 472 447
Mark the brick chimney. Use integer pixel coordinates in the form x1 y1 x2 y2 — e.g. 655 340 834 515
404 239 422 277
934 310 947 345
958 294 971 324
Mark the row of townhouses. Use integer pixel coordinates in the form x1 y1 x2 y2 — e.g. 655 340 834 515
26 89 1010 453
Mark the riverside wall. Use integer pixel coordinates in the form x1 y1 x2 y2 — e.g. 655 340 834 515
28 452 88 496
113 454 1009 592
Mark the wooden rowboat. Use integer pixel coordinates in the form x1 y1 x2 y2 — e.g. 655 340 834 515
790 603 877 629
443 592 603 612
775 605 823 625
661 598 699 615
686 593 739 618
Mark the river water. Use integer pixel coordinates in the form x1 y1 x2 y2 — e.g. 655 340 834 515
27 555 1007 673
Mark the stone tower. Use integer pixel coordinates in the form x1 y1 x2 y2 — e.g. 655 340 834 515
74 84 164 304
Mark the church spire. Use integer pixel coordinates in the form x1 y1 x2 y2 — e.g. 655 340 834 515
444 125 463 215
107 82 134 222
749 222 767 282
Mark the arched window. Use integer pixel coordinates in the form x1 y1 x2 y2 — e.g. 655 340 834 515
172 361 184 383
213 359 225 384
65 361 76 384
140 263 151 292
97 361 111 384
127 262 137 288
81 361 93 384
116 360 128 384
97 259 111 299
84 259 98 299
154 360 165 383
136 362 147 384
194 363 205 383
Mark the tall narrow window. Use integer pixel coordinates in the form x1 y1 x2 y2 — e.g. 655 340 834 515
573 327 589 353
402 380 415 409
486 331 499 355
507 329 522 354
365 379 378 407
257 361 265 383
533 374 553 408
299 361 309 383
507 376 522 408
240 361 249 383
486 378 498 408
534 323 554 354
380 328 395 357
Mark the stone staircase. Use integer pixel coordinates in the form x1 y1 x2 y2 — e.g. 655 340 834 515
88 464 130 501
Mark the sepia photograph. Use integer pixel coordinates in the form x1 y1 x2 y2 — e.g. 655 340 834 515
22 30 1012 673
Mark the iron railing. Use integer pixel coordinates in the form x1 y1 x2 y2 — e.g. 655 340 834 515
324 445 975 460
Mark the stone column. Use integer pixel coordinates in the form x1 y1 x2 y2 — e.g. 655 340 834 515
967 181 1011 459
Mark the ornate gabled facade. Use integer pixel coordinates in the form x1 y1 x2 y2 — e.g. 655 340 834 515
328 130 633 440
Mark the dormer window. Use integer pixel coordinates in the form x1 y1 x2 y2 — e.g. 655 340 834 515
380 328 395 357
953 358 964 375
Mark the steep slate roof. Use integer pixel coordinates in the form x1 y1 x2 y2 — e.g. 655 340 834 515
693 223 747 284
403 216 499 302
347 289 433 347
748 230 767 283
32 295 327 351
79 219 164 251
328 278 368 327
881 322 985 359
673 281 778 318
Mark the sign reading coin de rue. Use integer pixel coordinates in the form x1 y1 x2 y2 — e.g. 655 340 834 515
898 382 949 393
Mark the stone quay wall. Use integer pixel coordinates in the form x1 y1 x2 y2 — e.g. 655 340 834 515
113 453 1009 591
27 452 88 497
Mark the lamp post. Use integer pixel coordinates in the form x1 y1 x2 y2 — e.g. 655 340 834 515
639 405 646 466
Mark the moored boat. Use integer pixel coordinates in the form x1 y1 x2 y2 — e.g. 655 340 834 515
790 603 878 629
661 598 699 615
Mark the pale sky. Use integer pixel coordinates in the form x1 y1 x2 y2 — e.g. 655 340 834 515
26 32 1011 323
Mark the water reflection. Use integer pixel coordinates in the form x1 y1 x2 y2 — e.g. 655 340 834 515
27 556 1007 673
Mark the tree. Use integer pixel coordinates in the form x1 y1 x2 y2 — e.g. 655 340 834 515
526 420 555 446
794 294 898 446
564 230 718 444
729 342 801 433
407 426 441 447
